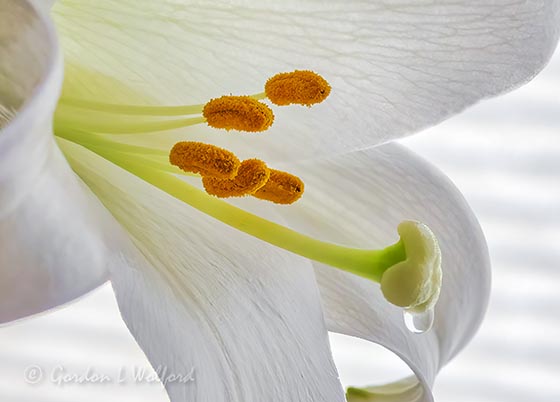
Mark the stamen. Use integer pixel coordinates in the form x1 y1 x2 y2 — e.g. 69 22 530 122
203 96 274 132
253 169 304 205
202 159 270 198
169 141 240 179
265 70 331 106
58 94 267 116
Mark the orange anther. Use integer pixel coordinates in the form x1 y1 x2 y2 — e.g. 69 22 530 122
203 96 274 132
252 169 304 204
203 159 270 198
265 70 331 106
169 141 240 179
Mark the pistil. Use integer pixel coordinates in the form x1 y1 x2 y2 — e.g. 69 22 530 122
59 137 409 285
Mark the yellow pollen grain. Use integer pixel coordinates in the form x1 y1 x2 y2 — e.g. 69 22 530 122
202 159 271 198
265 70 331 107
169 141 240 179
252 169 304 205
203 96 274 132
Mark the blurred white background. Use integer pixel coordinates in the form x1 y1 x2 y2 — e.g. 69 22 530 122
1 46 558 402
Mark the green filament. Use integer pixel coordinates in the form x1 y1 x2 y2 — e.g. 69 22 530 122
58 92 268 116
58 98 207 116
54 112 206 134
56 130 194 176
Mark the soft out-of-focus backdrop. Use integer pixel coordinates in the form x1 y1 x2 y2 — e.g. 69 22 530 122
1 48 558 402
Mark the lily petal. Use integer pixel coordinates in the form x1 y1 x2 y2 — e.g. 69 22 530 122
60 140 346 402
235 144 490 401
52 0 559 161
29 0 56 13
0 0 113 323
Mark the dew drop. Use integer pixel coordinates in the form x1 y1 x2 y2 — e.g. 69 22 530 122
403 308 434 334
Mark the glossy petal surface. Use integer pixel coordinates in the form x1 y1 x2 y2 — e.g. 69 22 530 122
52 0 560 161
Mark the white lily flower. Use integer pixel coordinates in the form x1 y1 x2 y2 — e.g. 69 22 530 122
1 1 558 401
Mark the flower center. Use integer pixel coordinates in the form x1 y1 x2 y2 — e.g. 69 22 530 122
53 69 441 318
